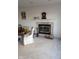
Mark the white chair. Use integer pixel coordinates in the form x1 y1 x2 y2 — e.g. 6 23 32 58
23 27 34 45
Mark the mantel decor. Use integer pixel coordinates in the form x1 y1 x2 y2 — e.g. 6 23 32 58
21 11 26 19
41 12 47 19
34 16 39 20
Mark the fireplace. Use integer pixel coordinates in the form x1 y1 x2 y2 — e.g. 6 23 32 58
38 24 51 34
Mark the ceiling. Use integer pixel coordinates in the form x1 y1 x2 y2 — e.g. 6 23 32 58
18 0 61 8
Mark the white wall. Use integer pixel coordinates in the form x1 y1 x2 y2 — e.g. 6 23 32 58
18 4 61 38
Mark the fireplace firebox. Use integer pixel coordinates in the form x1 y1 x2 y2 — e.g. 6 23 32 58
38 24 51 34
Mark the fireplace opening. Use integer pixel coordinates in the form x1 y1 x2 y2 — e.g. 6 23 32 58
38 24 51 34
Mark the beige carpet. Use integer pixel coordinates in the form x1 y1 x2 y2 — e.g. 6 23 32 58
18 37 61 59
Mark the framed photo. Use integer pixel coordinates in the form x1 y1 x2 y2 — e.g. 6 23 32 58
21 11 26 19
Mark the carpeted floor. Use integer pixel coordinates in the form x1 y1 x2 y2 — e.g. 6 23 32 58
18 37 61 59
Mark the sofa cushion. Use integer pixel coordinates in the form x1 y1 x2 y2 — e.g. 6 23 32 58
23 26 30 34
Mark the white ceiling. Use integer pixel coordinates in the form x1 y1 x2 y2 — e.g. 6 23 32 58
18 0 61 8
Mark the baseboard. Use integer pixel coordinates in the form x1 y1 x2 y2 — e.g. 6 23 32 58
54 36 61 40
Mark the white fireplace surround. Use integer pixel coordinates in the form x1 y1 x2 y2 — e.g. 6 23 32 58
34 20 53 37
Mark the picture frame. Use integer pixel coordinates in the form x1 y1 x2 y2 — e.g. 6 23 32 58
21 11 26 19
